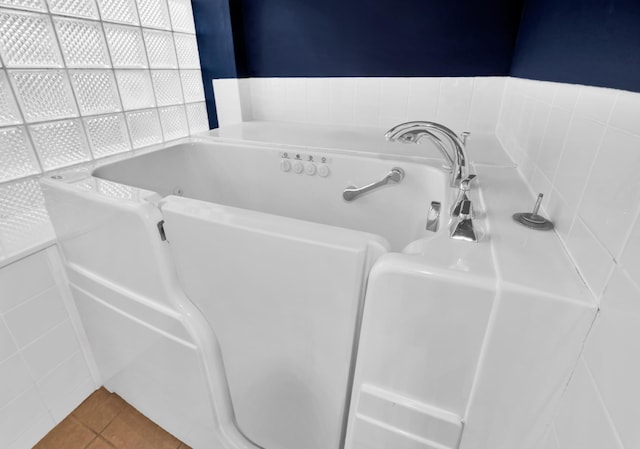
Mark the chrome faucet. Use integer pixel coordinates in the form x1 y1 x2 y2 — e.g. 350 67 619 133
385 121 469 187
385 121 480 242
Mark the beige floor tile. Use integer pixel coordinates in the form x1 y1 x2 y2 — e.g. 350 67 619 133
34 416 96 449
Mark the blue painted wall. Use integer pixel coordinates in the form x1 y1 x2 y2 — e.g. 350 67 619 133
230 0 524 77
511 0 640 93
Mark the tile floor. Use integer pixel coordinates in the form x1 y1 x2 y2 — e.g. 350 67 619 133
34 387 191 449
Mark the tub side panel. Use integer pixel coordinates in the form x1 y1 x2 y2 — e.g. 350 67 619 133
41 180 246 449
161 196 387 449
346 255 495 449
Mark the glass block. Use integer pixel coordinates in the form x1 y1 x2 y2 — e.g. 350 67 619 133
46 0 99 19
125 108 161 148
180 69 204 103
0 126 40 182
143 29 177 69
0 178 52 256
159 104 186 141
54 17 110 68
69 70 121 115
0 71 22 126
0 0 45 13
96 0 138 25
136 0 169 30
0 9 63 68
9 70 78 123
104 23 148 68
115 70 156 110
29 118 91 170
83 113 131 158
75 177 139 200
174 33 200 69
167 0 194 34
185 101 208 134
151 70 182 106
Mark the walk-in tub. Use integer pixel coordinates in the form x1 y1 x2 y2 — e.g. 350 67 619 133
42 123 596 449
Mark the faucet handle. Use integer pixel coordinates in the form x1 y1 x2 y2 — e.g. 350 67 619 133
460 174 477 191
459 199 473 217
450 200 478 242
461 131 471 146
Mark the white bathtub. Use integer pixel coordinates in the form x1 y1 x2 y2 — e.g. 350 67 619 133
42 124 596 449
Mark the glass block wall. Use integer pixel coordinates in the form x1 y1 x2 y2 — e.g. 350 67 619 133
0 0 209 257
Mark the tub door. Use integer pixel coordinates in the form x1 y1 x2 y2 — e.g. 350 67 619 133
160 196 387 449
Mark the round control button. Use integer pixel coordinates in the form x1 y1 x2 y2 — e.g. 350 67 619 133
305 163 316 175
318 164 330 177
292 160 304 174
280 159 291 172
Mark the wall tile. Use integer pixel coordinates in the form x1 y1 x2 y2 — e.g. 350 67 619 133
143 29 177 69
468 77 505 132
0 70 22 126
96 0 139 25
437 77 473 132
7 412 55 449
46 0 99 19
9 70 78 123
619 215 640 283
0 250 54 312
125 107 162 147
29 118 91 170
36 351 92 417
104 23 148 68
0 387 51 449
579 127 640 258
574 86 617 124
54 16 111 68
327 77 355 125
0 319 17 361
552 82 580 110
21 319 80 380
83 112 131 158
554 358 623 449
115 69 156 110
136 0 170 30
406 77 439 121
584 269 640 449
185 101 207 134
537 107 571 182
0 126 40 182
609 90 640 137
0 354 33 405
167 0 194 33
4 286 67 347
378 77 410 126
0 9 63 68
566 217 615 297
151 69 182 106
179 69 203 102
173 32 200 69
351 77 380 126
69 69 122 116
158 103 187 140
552 117 604 209
0 0 46 12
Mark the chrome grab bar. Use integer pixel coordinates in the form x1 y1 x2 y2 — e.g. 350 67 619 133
343 167 405 201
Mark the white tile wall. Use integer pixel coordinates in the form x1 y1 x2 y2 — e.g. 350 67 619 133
497 78 640 449
0 247 96 449
216 76 506 134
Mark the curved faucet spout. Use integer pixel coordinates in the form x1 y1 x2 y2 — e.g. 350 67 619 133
385 121 469 187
